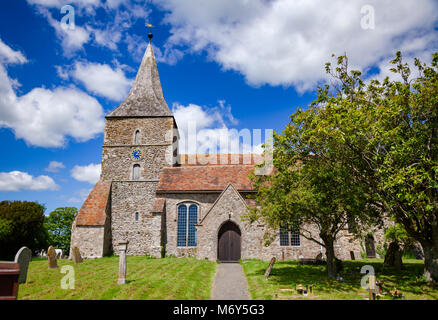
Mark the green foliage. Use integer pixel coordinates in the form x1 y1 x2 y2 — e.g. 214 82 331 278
384 224 413 247
0 200 48 260
319 51 438 280
44 207 77 254
376 244 387 258
251 50 438 280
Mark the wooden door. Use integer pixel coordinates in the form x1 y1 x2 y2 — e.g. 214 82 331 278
218 221 241 262
365 235 376 258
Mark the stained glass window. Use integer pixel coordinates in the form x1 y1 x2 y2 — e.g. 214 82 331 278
177 205 187 247
187 205 198 247
177 203 198 247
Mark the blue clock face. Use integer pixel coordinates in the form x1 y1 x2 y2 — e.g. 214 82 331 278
132 149 142 160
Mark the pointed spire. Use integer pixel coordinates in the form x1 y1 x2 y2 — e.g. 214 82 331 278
107 34 172 118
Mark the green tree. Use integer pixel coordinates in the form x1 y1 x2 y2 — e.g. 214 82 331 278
250 105 380 278
0 200 49 260
44 207 77 254
317 52 438 282
251 51 437 280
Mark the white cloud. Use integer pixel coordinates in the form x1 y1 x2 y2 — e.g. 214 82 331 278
68 188 91 203
26 0 149 54
173 101 262 154
71 163 101 184
158 0 438 91
40 7 91 55
71 61 133 101
55 65 69 80
44 161 65 173
0 40 105 148
0 171 59 192
0 38 27 65
87 26 122 50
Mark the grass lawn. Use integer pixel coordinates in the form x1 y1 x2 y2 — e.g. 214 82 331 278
17 256 216 300
241 258 438 300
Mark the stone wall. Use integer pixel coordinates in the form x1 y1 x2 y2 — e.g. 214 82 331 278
69 223 106 258
110 181 162 257
160 185 388 262
104 117 175 146
102 116 176 257
69 181 112 259
101 117 177 181
161 192 219 257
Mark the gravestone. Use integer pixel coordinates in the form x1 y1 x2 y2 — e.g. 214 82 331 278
14 246 32 284
72 247 83 264
368 275 376 300
47 246 58 269
264 257 276 280
118 241 129 285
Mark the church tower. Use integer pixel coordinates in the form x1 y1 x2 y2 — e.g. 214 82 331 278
70 32 178 258
101 32 178 256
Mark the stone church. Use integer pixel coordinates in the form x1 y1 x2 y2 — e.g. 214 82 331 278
70 34 384 262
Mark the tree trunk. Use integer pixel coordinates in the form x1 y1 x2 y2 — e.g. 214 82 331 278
384 241 403 270
325 241 337 278
422 244 438 283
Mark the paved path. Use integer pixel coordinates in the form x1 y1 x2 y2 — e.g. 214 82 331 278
211 263 250 300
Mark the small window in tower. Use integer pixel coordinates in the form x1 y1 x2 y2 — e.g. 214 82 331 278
134 130 140 144
135 212 139 221
132 164 140 180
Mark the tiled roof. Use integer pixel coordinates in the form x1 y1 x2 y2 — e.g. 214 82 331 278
157 165 256 192
151 198 165 213
179 154 263 166
75 180 111 226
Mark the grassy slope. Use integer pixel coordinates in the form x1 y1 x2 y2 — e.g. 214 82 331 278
18 256 216 300
241 258 438 300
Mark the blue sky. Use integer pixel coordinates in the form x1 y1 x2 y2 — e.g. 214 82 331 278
0 0 437 215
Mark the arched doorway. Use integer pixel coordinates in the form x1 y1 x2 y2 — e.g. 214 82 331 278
365 234 376 258
217 221 241 262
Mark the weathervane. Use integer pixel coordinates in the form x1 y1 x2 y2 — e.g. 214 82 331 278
145 23 154 41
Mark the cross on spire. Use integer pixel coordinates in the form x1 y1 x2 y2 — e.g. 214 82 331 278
106 23 172 118
145 23 154 42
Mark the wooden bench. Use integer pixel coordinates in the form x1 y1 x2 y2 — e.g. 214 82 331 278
0 263 20 300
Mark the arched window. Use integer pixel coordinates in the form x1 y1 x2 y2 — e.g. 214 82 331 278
132 164 140 180
134 130 140 144
177 203 198 247
135 212 139 221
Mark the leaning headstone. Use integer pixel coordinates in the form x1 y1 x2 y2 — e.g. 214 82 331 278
72 247 83 264
47 246 58 269
117 241 129 285
14 246 32 284
264 257 276 280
